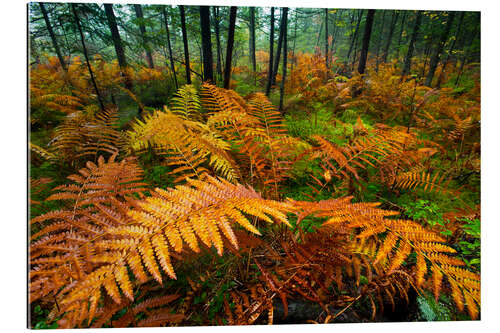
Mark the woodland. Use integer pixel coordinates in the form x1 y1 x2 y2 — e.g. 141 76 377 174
28 2 480 328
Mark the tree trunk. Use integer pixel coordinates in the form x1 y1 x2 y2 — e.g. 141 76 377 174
375 10 386 72
179 6 191 84
291 9 298 73
272 8 286 86
104 4 133 90
382 11 399 63
162 7 178 89
346 9 363 69
199 6 214 83
325 8 329 68
39 2 67 71
265 7 275 96
425 12 455 87
249 7 257 74
279 8 289 112
223 7 238 89
436 12 464 88
396 11 407 60
213 6 223 82
357 9 375 75
71 3 105 112
134 4 154 68
401 11 422 78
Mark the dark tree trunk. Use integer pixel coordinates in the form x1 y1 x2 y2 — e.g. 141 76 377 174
396 10 407 60
249 7 257 74
401 11 422 78
71 3 105 112
179 6 191 84
223 7 238 89
436 12 464 88
162 7 178 89
199 6 214 83
134 4 154 68
325 8 329 68
272 8 286 86
455 13 480 86
375 10 386 72
382 11 399 63
213 6 223 81
425 12 456 87
279 8 289 112
357 9 375 75
39 2 67 71
104 3 133 90
265 7 275 96
346 9 363 69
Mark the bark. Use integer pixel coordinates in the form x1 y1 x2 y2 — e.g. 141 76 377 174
199 6 214 83
179 6 191 84
401 11 422 78
265 7 275 96
162 7 178 89
346 9 363 68
325 8 329 68
104 4 133 90
71 3 105 112
382 11 399 63
134 4 154 68
279 8 289 112
271 9 286 86
357 9 375 75
375 11 386 72
436 12 464 88
39 2 67 71
223 7 238 89
249 7 257 73
213 6 223 81
396 11 407 60
291 10 298 73
425 12 455 87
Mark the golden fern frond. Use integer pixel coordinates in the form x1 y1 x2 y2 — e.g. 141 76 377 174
49 108 123 163
33 164 292 327
291 197 480 319
127 108 240 182
171 84 202 121
394 171 453 194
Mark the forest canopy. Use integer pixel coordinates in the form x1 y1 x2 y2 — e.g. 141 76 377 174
28 2 480 328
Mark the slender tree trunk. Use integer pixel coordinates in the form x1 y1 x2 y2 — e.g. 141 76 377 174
357 9 375 75
265 7 275 96
71 3 105 112
134 4 154 68
104 3 133 90
375 11 386 72
213 6 223 82
455 14 480 86
29 32 41 65
346 9 363 69
396 11 407 60
39 2 67 71
162 7 178 89
325 8 329 68
223 7 238 89
401 11 422 78
199 6 214 83
179 6 191 84
272 8 286 86
436 12 464 88
279 8 289 112
382 11 399 63
425 12 456 87
249 7 257 74
291 10 298 73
